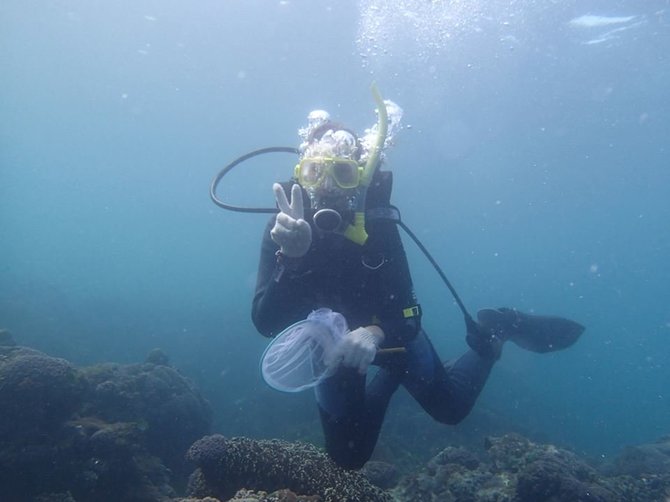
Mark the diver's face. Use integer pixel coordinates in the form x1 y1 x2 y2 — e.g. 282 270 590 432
298 129 361 221
307 176 357 212
297 156 359 213
320 173 352 200
303 171 359 233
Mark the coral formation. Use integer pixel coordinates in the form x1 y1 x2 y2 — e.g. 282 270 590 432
515 449 617 501
609 435 670 477
361 460 400 489
0 345 84 439
174 491 319 502
227 489 320 501
81 360 212 476
0 328 16 346
185 434 392 502
393 433 670 502
3 332 670 501
0 343 211 501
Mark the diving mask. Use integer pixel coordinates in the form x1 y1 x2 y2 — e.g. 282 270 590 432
295 157 364 190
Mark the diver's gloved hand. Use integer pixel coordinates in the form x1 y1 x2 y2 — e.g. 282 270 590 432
271 183 312 258
327 327 384 374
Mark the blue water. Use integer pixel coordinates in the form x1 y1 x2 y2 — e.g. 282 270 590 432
2 0 669 464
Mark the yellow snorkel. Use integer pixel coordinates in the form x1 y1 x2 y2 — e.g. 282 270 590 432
343 83 389 245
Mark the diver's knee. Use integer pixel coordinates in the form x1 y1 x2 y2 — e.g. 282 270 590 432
431 404 474 425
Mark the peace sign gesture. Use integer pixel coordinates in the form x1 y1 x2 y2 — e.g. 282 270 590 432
270 183 312 258
274 183 305 221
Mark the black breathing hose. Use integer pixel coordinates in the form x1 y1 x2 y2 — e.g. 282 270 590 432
209 146 476 328
396 219 477 331
209 146 299 214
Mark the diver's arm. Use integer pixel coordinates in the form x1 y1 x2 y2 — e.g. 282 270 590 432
251 218 309 337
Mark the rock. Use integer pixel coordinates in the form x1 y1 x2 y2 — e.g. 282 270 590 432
33 493 77 502
516 451 618 502
172 497 222 502
394 441 512 502
610 438 670 477
0 328 16 346
394 433 670 502
361 460 400 489
432 446 480 470
228 488 320 501
485 433 532 473
145 348 170 366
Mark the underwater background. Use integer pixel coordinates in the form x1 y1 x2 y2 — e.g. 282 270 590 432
1 0 669 471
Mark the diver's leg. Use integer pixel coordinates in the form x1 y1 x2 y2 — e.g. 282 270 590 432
402 330 496 424
315 365 401 469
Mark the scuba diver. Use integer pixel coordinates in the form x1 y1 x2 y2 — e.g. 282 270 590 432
213 87 584 470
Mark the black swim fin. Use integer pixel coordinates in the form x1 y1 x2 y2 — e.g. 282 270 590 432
476 307 584 353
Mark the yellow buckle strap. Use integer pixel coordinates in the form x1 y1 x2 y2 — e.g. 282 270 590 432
402 305 421 318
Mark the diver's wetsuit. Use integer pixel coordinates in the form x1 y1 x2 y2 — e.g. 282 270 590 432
251 178 496 470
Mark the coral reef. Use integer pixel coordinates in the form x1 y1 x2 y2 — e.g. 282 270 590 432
393 433 670 502
608 435 670 477
185 434 392 502
0 328 16 346
361 460 400 489
227 489 320 501
0 345 85 439
81 359 212 477
0 342 211 501
3 331 670 501
174 490 319 502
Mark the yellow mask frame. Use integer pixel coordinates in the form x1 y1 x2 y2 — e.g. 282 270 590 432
294 157 364 190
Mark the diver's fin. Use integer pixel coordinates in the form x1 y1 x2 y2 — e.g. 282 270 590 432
476 307 584 353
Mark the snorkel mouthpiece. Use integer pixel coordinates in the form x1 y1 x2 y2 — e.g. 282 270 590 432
313 208 342 232
343 211 367 244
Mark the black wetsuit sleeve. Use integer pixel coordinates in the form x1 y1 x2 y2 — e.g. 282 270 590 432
368 219 421 346
251 217 309 337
